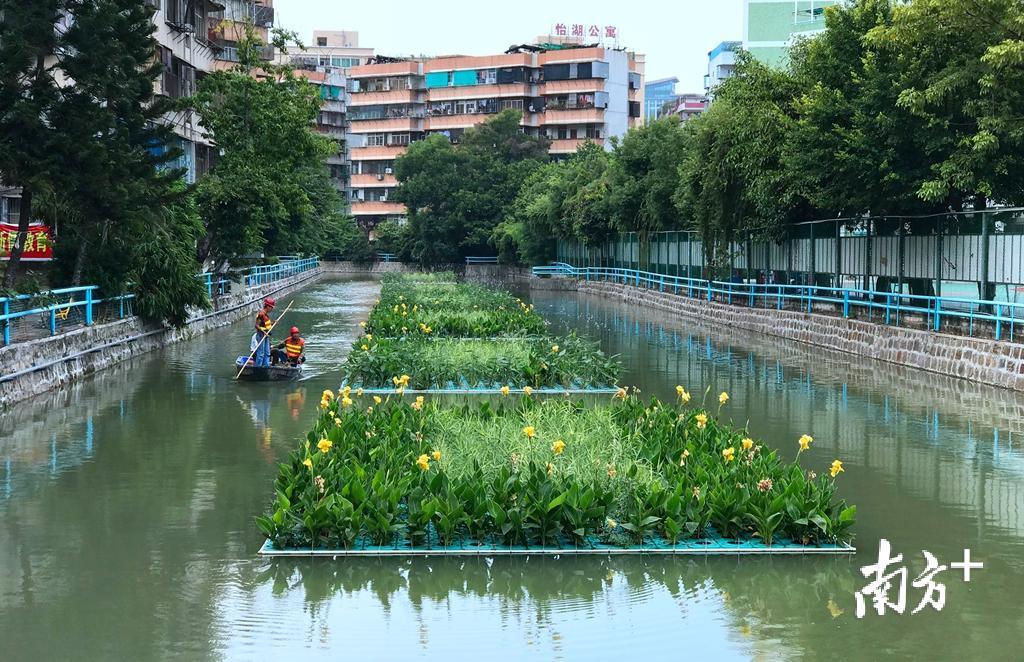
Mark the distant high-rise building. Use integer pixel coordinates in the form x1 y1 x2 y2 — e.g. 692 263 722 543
743 0 840 67
670 93 708 122
704 41 740 97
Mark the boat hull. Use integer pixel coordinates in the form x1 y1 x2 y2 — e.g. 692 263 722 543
235 357 303 381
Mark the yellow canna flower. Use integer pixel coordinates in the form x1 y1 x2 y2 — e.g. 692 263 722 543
695 413 708 429
681 389 691 404
545 462 555 476
500 385 510 396
373 395 382 405
606 518 617 529
830 459 844 478
551 345 559 354
552 439 566 455
523 426 537 439
722 447 735 462
359 321 367 327
615 387 628 400
320 398 330 410
356 388 364 396
366 334 372 341
341 396 353 408
366 406 373 413
317 438 333 454
416 454 430 471
432 450 441 462
523 386 533 396
321 390 334 402
341 386 352 397
302 457 313 470
719 391 729 406
741 438 754 451
799 434 814 451
361 344 369 351
411 396 424 411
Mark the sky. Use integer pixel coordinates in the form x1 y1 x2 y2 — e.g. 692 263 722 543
273 0 745 92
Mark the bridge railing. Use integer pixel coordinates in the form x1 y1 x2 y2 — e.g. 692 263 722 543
2 258 320 347
465 256 499 265
534 263 1024 342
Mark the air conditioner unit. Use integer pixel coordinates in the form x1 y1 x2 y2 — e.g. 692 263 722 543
384 167 393 174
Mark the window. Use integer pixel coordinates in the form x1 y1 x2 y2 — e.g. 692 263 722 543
476 68 497 85
317 37 328 46
499 98 524 111
389 133 410 146
366 133 386 146
455 100 477 115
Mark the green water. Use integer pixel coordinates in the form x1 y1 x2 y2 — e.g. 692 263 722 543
2 277 1022 660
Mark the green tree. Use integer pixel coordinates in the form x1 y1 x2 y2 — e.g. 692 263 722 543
608 116 689 237
868 0 1024 208
394 110 549 265
191 23 336 268
0 0 65 287
677 54 813 271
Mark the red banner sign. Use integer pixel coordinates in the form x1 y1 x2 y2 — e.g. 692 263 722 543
0 223 54 261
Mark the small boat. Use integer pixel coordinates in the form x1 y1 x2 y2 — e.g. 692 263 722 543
235 356 303 381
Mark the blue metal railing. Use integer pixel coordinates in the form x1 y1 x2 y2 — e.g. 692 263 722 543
377 252 397 263
534 263 1023 342
243 257 320 288
465 256 499 265
2 258 320 346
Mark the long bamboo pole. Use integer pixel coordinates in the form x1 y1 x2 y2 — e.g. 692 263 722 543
235 300 294 379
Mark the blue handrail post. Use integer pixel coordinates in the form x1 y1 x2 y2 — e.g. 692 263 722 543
659 275 664 292
84 287 93 326
706 280 712 302
934 297 941 332
204 273 212 298
119 296 124 319
843 290 850 318
806 286 812 313
884 294 891 325
2 299 9 346
727 282 732 305
50 308 57 335
995 304 1002 341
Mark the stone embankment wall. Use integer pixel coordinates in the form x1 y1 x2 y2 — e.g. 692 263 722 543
536 277 1024 392
321 261 531 286
0 267 322 407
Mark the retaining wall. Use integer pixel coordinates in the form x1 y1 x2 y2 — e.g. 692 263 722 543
0 267 322 407
537 277 1024 392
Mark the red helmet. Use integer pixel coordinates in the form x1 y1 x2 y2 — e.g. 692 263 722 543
290 326 300 335
263 297 276 308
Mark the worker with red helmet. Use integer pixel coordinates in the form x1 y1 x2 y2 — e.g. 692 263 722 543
253 298 276 368
272 325 306 366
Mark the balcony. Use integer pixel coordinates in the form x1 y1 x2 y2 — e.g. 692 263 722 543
351 200 407 216
548 138 595 154
349 89 422 107
349 62 421 78
348 117 423 133
425 114 494 131
351 173 398 188
349 145 407 160
542 108 605 124
541 79 606 95
425 83 531 101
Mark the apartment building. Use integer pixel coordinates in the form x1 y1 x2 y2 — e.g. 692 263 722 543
152 0 275 183
704 41 740 97
644 77 679 122
346 44 645 228
743 0 840 66
282 32 376 210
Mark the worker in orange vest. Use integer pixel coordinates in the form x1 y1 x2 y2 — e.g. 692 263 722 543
253 298 275 367
272 326 306 366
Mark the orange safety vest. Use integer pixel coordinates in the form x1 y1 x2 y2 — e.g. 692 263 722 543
256 310 273 333
283 336 305 358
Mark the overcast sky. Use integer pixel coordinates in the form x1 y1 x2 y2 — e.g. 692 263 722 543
273 0 745 91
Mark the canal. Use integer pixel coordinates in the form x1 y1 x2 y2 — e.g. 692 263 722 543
2 277 1022 659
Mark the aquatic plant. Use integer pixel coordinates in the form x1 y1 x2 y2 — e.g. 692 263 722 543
258 394 855 550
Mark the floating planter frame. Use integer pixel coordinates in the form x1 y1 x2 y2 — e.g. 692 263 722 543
260 538 855 557
338 380 621 395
